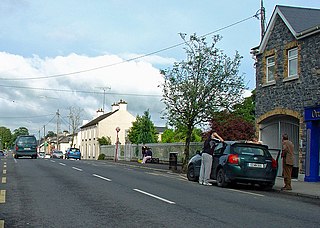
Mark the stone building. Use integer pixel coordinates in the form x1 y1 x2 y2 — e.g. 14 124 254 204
252 5 320 182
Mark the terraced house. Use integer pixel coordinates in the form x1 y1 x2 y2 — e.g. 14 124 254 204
252 5 320 182
80 100 136 160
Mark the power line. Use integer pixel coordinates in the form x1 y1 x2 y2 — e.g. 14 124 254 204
0 13 259 81
0 84 162 97
0 114 55 119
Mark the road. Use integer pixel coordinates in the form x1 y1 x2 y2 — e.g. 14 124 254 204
0 154 320 228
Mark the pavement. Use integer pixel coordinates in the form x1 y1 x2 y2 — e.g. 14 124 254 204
110 159 320 200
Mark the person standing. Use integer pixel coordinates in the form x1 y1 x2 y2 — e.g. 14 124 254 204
199 132 224 186
281 133 294 190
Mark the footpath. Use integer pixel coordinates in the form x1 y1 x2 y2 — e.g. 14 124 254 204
109 160 320 200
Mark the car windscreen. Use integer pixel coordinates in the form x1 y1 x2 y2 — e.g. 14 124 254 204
69 148 80 152
232 145 271 157
17 137 37 144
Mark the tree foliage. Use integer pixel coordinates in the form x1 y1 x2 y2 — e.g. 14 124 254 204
0 126 12 149
232 90 255 123
97 136 112 145
11 127 29 145
161 127 202 143
128 110 158 144
161 34 245 170
208 111 255 141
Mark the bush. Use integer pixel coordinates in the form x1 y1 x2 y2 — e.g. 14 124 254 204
98 154 106 160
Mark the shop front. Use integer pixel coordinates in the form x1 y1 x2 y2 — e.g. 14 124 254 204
304 106 320 182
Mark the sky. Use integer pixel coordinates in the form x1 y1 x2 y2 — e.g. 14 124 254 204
0 0 319 138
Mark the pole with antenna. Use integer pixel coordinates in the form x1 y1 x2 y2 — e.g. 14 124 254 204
95 86 111 113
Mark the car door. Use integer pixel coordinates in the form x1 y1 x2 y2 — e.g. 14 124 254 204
210 143 225 179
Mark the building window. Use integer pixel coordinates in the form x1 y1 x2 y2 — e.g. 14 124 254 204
266 56 275 82
288 48 298 77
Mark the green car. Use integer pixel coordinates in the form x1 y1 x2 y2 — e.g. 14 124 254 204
187 141 280 190
13 135 38 159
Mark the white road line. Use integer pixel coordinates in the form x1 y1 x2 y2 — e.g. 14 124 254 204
72 167 83 172
0 190 6 203
92 174 112 182
133 189 176 204
228 189 264 197
59 163 66 166
50 160 56 163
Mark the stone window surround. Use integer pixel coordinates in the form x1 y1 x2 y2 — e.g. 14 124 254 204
283 41 301 82
262 49 277 87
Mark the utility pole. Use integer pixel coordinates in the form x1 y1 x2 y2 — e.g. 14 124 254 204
44 125 46 153
96 86 111 112
56 109 60 150
260 0 266 39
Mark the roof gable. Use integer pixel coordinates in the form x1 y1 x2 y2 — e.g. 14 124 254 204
259 5 320 53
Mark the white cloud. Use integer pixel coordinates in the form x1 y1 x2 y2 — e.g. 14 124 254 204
0 52 167 134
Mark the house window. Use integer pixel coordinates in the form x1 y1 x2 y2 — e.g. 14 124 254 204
288 48 298 77
266 56 275 82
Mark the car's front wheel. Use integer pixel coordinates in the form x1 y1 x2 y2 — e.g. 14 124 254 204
187 164 197 182
216 168 228 187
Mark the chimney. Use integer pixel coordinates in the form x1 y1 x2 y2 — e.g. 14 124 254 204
111 102 119 112
96 108 104 117
118 99 127 111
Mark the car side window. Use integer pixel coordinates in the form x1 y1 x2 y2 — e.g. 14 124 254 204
214 143 226 155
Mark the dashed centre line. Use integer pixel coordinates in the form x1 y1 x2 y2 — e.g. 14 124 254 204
2 177 6 184
59 163 66 166
72 167 83 172
93 174 112 182
0 190 6 203
133 189 176 204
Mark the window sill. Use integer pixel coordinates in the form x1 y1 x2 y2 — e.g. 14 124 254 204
262 81 276 87
283 75 299 82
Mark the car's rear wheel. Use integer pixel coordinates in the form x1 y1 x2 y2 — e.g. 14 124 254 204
187 164 198 182
217 168 228 187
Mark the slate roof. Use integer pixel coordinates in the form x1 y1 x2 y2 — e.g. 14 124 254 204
277 5 320 34
258 5 320 53
80 110 118 129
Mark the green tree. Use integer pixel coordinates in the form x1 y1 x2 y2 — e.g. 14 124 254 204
161 127 202 143
97 136 112 145
128 110 158 144
46 131 56 138
11 127 29 145
232 90 255 123
161 34 245 170
0 126 12 149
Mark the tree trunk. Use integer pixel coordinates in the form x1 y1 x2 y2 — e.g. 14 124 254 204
182 126 193 172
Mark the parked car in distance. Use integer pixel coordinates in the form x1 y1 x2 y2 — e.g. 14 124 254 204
65 148 81 160
52 150 63 159
187 141 280 190
38 152 45 158
13 135 38 159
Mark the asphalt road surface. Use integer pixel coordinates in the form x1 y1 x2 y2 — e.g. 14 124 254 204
1 154 319 228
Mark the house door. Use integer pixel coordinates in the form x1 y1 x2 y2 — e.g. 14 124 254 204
259 115 299 177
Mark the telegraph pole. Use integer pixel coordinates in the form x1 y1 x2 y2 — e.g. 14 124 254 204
56 109 60 150
260 0 266 39
96 86 111 112
44 125 46 153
